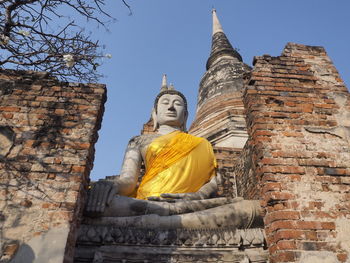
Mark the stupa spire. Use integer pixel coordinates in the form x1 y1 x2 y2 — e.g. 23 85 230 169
206 9 242 70
212 9 223 35
160 74 168 92
190 10 250 148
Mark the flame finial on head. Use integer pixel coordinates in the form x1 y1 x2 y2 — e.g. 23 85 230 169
161 74 168 92
168 83 175 91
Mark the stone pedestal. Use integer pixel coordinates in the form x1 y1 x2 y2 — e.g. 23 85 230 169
74 225 268 262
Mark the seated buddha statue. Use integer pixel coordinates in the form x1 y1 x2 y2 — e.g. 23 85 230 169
85 75 263 229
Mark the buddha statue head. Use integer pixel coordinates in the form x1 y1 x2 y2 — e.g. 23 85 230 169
152 75 188 132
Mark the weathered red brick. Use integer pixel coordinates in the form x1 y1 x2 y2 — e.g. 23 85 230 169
261 166 305 174
59 202 76 210
337 253 348 262
55 109 65 115
315 103 335 109
3 243 19 256
262 182 283 192
72 166 85 173
270 240 297 255
282 131 304 137
0 106 21 112
254 130 275 136
47 174 56 180
261 158 296 166
265 211 300 225
270 251 296 262
2 112 14 119
41 202 60 209
36 96 56 102
300 104 313 113
73 142 91 150
267 220 297 233
293 221 335 230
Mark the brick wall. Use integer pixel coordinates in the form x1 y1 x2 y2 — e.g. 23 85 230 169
214 146 242 197
0 69 106 262
141 118 155 135
233 142 257 199
242 43 350 262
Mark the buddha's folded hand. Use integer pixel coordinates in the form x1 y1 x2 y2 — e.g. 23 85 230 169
85 180 116 216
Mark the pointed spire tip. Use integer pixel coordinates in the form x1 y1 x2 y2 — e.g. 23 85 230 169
212 8 223 36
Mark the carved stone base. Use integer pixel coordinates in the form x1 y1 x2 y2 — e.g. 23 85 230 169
74 225 268 262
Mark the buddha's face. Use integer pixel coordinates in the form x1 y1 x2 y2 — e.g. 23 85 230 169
156 94 187 128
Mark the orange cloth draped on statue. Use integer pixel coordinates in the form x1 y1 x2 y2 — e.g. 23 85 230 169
136 131 217 200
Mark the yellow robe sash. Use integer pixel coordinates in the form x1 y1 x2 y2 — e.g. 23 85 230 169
136 131 216 200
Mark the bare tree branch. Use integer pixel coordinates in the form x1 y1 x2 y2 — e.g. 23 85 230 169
0 0 131 82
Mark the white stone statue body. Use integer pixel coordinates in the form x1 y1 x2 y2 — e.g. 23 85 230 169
85 88 262 229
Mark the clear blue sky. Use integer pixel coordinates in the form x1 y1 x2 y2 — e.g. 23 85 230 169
90 0 350 181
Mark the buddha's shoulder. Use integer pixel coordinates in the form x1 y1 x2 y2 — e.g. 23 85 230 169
127 134 161 148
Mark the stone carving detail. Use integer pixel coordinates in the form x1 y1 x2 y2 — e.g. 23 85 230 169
77 225 266 248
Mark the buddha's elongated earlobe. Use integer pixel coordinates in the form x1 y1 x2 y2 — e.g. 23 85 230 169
152 109 158 131
181 111 188 132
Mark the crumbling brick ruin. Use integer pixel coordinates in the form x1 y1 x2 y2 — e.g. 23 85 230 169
239 43 350 263
0 69 106 262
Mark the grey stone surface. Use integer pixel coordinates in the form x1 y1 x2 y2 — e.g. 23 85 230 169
298 251 340 263
77 226 265 247
0 126 15 157
76 246 269 263
11 225 70 263
84 199 263 229
206 32 242 70
75 227 268 262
